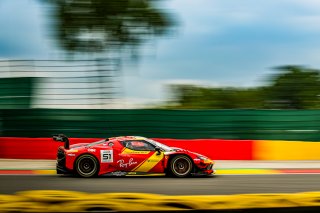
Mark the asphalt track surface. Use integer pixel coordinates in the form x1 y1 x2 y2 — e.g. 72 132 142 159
1 174 320 195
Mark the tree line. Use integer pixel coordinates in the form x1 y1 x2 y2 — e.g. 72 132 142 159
166 66 320 109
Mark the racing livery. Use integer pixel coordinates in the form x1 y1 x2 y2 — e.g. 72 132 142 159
54 134 215 178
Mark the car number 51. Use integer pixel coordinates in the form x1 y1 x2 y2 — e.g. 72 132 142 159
101 150 113 163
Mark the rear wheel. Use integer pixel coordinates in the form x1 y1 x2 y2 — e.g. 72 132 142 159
75 154 99 178
169 155 193 177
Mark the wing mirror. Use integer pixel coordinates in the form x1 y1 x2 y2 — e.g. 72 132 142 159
155 147 161 155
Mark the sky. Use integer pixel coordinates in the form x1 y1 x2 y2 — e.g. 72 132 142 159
1 0 320 107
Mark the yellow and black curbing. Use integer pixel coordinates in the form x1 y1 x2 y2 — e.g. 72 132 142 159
0 190 319 212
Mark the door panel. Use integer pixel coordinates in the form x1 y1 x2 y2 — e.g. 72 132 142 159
116 140 165 172
117 148 153 171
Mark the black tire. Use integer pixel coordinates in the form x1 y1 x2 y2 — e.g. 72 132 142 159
75 154 99 178
169 155 193 178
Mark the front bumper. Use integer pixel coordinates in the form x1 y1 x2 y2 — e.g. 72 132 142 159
193 162 215 176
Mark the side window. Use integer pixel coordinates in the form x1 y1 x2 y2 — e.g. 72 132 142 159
122 140 155 151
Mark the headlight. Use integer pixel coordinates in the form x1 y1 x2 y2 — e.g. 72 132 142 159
197 155 207 160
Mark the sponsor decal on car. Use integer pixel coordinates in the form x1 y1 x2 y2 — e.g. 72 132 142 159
111 171 127 176
100 150 113 163
88 148 96 152
117 158 138 168
67 149 78 153
121 148 150 154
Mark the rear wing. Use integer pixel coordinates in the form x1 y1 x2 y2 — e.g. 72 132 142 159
53 134 70 149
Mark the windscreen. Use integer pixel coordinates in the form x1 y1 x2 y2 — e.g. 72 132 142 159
145 138 173 152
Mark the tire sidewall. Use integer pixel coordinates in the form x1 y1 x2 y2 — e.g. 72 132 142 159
75 154 99 178
170 155 193 177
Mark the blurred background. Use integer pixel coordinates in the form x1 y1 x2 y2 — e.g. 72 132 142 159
0 0 320 140
1 3 320 212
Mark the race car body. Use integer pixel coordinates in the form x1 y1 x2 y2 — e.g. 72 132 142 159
54 134 215 178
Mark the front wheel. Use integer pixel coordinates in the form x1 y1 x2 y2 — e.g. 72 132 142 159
169 155 193 178
75 154 99 178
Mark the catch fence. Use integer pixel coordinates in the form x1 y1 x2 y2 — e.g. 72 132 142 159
0 59 120 109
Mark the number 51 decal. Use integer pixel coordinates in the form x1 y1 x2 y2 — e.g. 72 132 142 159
101 150 113 163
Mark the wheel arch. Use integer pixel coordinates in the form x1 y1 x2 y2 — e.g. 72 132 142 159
165 153 194 177
167 153 193 163
164 153 194 170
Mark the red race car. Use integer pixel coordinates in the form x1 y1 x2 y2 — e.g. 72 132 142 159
53 134 215 178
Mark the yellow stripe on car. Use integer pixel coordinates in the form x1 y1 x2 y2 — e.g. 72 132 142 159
133 152 164 172
120 148 150 155
131 158 149 171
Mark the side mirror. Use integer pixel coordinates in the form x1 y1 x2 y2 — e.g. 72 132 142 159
155 147 161 155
